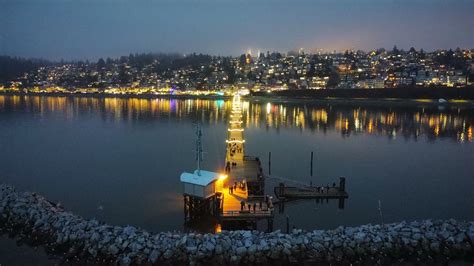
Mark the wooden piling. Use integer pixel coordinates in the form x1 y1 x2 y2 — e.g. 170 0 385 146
339 177 346 192
268 152 272 175
338 198 345 209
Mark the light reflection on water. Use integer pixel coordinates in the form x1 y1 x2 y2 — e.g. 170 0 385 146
1 95 472 143
0 95 473 234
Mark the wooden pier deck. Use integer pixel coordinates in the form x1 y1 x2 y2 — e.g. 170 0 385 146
221 95 273 223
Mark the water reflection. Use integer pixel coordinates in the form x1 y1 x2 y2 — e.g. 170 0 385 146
252 103 474 143
0 95 472 143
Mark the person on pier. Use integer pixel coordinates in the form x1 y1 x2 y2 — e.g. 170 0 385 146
225 161 231 173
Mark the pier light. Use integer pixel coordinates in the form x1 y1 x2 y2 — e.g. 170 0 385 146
228 128 244 132
226 140 246 143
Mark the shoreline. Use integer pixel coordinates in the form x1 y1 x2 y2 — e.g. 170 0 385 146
0 92 231 101
249 95 474 108
1 184 473 265
1 91 474 108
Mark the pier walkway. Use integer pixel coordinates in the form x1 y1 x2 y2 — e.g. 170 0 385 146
221 94 273 222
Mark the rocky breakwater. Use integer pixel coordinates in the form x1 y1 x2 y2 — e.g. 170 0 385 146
1 184 473 264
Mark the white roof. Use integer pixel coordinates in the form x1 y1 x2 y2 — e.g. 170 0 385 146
180 169 220 186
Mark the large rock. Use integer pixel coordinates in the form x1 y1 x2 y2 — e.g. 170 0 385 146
354 232 366 243
236 246 247 255
1 184 474 265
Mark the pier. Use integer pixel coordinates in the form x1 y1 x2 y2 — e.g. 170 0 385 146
181 93 349 231
181 94 274 231
221 94 273 230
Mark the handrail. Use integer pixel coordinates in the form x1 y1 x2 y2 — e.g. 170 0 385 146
247 195 265 201
243 155 258 161
222 210 273 217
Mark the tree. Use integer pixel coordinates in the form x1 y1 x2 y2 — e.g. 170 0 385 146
247 71 256 81
306 63 315 78
239 54 247 65
392 45 400 55
97 58 106 70
118 65 130 84
222 58 235 84
327 68 340 88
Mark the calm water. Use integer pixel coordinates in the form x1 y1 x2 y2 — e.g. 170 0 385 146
0 95 473 234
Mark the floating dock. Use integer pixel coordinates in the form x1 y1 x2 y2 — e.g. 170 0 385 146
274 177 348 199
274 177 348 211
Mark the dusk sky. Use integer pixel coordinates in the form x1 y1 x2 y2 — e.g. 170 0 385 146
1 0 473 61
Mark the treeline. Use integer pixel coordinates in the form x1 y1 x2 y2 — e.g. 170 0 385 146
0 53 225 86
95 53 214 72
0 56 51 84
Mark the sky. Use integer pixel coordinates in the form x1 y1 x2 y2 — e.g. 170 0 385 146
1 0 473 61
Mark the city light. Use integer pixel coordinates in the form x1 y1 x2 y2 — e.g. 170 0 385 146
2 48 471 94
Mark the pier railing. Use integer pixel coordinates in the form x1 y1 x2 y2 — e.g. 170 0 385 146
222 210 273 218
243 155 259 161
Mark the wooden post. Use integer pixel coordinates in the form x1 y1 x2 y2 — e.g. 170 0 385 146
310 151 313 177
378 200 384 226
184 196 188 222
268 152 272 175
279 183 285 198
339 177 346 192
267 218 273 232
338 198 345 209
